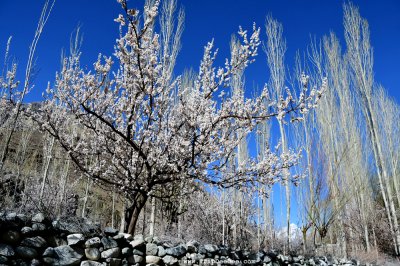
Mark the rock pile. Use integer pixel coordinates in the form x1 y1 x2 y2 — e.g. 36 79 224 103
0 212 361 265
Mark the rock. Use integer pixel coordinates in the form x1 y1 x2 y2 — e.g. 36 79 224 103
30 259 41 266
101 247 121 259
101 237 118 249
85 237 101 248
166 244 187 257
163 255 179 265
43 245 83 266
15 246 38 259
43 247 55 257
146 255 161 264
157 246 166 257
107 258 122 266
133 255 143 263
32 213 45 223
85 248 100 260
220 246 229 256
80 261 104 266
121 247 132 257
133 234 144 241
144 236 153 243
204 244 218 253
132 249 144 256
130 239 145 249
189 253 205 263
104 227 119 236
21 227 33 235
31 223 46 232
21 236 47 249
68 234 85 246
0 244 14 257
186 240 199 253
263 255 272 263
146 243 158 256
46 235 68 247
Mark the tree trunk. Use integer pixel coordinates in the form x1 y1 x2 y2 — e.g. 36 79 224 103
149 197 156 236
126 192 148 235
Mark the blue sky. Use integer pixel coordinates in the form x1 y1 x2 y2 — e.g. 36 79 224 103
1 0 399 227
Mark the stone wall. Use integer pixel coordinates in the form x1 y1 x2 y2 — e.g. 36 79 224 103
0 212 360 266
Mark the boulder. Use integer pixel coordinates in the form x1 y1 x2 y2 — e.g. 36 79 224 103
146 243 158 256
43 245 83 266
15 246 38 260
101 237 118 249
133 254 143 263
163 255 179 265
101 247 120 259
130 239 144 249
85 248 100 260
31 213 45 223
203 244 218 254
165 244 187 257
146 255 161 264
121 247 132 257
21 227 33 236
31 223 46 232
68 234 85 246
21 236 47 249
85 237 101 248
157 246 166 257
80 261 104 266
0 244 14 257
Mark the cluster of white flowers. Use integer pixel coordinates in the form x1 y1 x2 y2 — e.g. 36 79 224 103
35 0 325 199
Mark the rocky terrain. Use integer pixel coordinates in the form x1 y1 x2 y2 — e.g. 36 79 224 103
0 212 364 265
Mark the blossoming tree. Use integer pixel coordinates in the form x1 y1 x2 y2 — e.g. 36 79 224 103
35 0 325 234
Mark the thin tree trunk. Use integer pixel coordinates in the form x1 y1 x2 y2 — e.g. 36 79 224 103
126 192 148 235
81 176 90 218
149 197 156 236
39 136 55 208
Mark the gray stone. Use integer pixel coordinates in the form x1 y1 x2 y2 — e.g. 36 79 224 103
163 255 179 265
133 255 143 263
107 258 122 266
85 237 101 248
85 248 100 260
101 247 120 259
146 255 161 264
263 255 272 263
189 253 205 263
133 234 144 241
31 223 46 232
157 246 166 257
21 236 47 249
80 261 104 266
43 247 55 257
68 234 85 246
203 244 218 253
130 239 145 249
186 240 199 253
132 249 144 256
146 243 158 256
101 237 118 249
43 245 83 266
30 259 41 266
32 212 45 223
15 246 38 259
0 230 21 245
21 227 33 235
0 244 14 257
166 244 187 257
122 247 132 257
104 227 119 236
